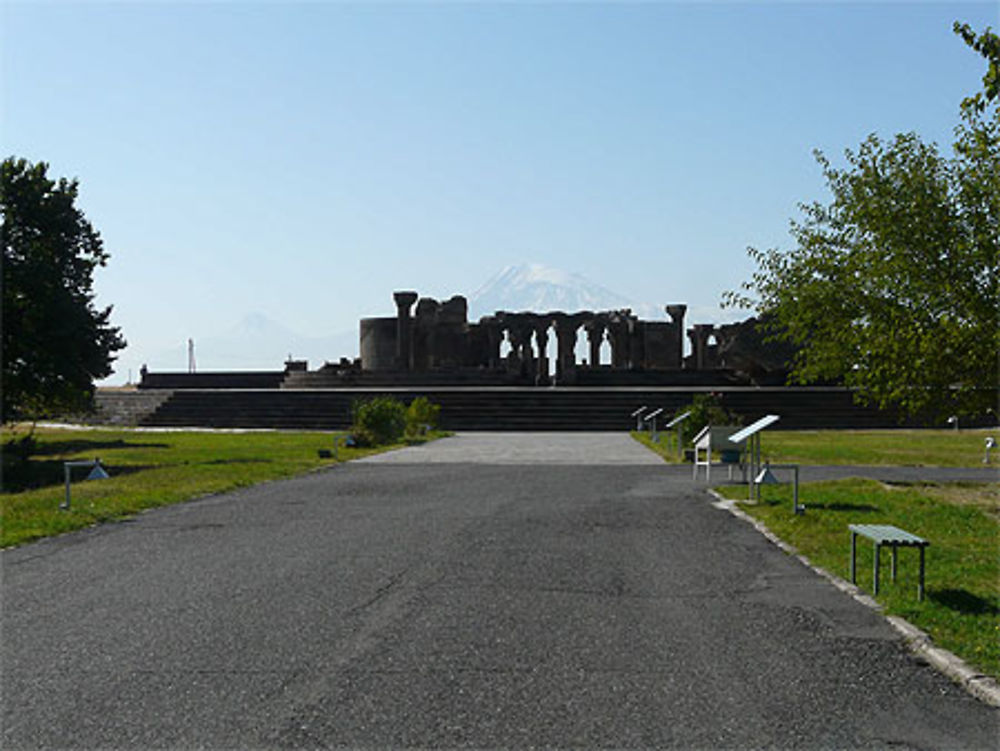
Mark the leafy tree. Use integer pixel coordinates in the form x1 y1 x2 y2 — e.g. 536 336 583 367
674 393 741 444
405 396 441 437
351 396 407 446
2 158 126 422
725 24 998 421
954 22 999 113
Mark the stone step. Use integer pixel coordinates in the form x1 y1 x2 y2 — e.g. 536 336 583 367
94 390 174 426
141 387 907 431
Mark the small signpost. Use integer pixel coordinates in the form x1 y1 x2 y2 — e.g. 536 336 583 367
664 410 692 459
62 458 110 511
631 406 648 431
729 415 781 502
331 434 357 460
644 407 664 442
755 462 803 515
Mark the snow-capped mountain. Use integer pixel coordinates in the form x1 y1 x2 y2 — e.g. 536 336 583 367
468 264 660 320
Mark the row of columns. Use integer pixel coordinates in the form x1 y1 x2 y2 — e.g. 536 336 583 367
490 311 637 384
391 291 702 381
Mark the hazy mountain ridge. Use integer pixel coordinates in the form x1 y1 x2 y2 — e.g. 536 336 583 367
140 313 356 373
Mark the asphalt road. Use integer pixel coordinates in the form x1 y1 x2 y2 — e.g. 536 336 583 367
2 433 997 749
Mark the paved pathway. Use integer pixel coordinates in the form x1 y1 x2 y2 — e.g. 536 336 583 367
357 431 665 465
3 433 996 748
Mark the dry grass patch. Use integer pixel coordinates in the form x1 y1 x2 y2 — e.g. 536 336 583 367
897 482 1000 521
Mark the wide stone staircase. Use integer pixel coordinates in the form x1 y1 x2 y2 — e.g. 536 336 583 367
93 389 174 426
135 386 906 431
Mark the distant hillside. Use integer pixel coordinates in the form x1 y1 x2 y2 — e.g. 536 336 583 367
142 313 356 372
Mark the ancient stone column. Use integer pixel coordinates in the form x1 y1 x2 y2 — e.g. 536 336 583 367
665 304 687 369
628 317 644 371
504 326 520 375
393 291 418 371
688 324 715 370
534 321 551 385
553 314 580 381
481 317 502 370
607 316 629 369
585 320 604 367
518 324 536 378
506 318 533 378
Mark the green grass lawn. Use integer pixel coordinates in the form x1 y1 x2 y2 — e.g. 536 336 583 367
635 427 999 467
1 426 441 548
714 479 1000 681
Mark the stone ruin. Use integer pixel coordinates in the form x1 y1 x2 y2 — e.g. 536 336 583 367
351 290 795 386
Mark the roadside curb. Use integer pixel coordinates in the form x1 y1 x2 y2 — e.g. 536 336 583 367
707 489 1000 709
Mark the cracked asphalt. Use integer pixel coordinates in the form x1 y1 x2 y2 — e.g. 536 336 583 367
2 433 997 749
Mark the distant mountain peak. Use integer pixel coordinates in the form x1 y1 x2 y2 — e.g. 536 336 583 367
469 263 659 320
237 311 281 332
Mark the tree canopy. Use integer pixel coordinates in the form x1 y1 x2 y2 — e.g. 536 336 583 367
954 21 1000 113
725 24 998 421
2 157 126 422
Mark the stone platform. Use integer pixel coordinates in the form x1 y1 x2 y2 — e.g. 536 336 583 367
116 385 909 431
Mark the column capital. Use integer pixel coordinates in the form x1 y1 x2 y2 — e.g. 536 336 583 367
393 291 418 315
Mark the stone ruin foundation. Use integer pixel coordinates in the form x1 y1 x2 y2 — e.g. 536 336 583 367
347 290 794 387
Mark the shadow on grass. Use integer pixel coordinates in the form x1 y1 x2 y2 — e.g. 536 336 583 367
929 589 1000 616
201 458 272 466
753 497 880 514
805 502 881 513
32 439 170 456
1 462 153 493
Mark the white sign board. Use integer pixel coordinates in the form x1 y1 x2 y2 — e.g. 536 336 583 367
729 414 781 444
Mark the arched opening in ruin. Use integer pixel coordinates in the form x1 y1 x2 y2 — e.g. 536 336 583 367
599 333 611 367
499 331 513 360
545 324 557 379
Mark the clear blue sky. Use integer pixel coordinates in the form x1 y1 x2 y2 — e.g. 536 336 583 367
3 1 996 379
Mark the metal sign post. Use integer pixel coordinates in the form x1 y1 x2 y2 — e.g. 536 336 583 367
756 462 803 514
631 406 648 431
62 458 110 510
664 410 692 459
729 415 781 502
645 408 664 442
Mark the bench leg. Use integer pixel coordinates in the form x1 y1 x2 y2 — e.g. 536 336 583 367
919 546 925 602
850 532 857 584
873 542 880 596
891 544 898 582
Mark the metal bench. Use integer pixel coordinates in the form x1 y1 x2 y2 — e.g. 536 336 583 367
849 524 929 601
